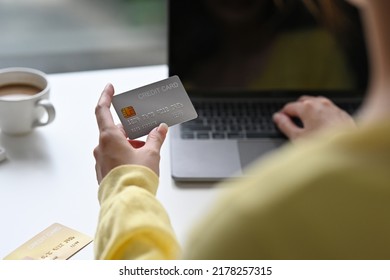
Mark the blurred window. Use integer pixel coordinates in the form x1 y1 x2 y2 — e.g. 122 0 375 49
0 0 166 73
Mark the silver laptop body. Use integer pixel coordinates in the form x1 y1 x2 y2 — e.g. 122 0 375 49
168 0 367 181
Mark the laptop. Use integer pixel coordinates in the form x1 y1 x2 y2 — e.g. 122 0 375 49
168 0 368 181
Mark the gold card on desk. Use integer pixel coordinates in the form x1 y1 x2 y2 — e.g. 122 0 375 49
3 223 93 260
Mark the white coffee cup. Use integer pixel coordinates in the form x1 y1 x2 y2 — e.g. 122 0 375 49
0 67 55 135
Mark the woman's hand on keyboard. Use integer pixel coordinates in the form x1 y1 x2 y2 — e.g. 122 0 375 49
273 96 356 141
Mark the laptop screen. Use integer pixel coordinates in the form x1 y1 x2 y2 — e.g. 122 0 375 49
168 0 368 94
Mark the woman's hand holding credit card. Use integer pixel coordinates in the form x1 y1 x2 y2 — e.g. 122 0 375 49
112 76 198 139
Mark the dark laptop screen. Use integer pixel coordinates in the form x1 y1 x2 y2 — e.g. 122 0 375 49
168 0 368 93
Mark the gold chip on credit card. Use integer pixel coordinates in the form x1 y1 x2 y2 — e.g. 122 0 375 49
121 106 136 118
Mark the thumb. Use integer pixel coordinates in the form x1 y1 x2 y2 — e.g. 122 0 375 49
144 123 168 152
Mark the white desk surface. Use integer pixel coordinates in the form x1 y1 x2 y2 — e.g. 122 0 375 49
0 65 221 259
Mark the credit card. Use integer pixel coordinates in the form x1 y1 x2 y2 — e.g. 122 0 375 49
3 223 93 260
112 75 198 139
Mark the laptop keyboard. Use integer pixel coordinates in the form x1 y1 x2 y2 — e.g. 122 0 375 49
180 100 360 140
180 100 285 140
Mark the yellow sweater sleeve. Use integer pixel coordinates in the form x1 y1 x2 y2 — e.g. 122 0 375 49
94 165 181 260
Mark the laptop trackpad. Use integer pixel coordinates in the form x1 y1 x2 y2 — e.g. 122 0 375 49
238 139 285 168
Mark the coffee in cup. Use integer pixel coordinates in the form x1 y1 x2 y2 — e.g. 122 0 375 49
0 84 43 100
0 67 56 135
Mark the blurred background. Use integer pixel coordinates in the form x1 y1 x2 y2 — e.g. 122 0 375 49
0 0 167 73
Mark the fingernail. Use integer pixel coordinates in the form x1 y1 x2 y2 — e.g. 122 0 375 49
273 112 280 120
104 83 112 90
157 123 168 132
